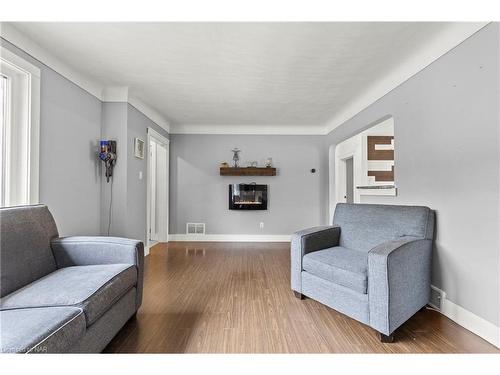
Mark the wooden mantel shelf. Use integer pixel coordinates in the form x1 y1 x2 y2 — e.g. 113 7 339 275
220 167 276 176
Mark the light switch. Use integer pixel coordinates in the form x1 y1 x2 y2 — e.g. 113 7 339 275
139 171 143 180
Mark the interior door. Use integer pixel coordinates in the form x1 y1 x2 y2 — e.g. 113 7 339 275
345 157 354 203
148 139 158 242
155 142 168 241
148 136 168 243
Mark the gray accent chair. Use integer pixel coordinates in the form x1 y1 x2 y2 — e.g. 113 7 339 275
0 205 144 353
291 203 434 342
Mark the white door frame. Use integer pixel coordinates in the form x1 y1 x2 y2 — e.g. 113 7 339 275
330 135 362 221
146 127 169 248
336 151 356 205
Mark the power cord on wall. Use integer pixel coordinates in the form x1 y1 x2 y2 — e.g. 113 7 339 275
107 177 113 236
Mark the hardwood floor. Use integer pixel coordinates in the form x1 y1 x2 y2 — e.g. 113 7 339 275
104 242 499 353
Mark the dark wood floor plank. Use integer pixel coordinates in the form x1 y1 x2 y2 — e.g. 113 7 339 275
104 242 499 353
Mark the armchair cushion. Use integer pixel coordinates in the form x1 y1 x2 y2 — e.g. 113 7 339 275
334 203 434 252
291 225 341 293
0 264 136 326
303 246 368 294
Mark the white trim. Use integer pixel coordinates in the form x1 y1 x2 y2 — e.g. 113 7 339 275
0 22 103 99
100 89 171 134
1 24 171 134
0 46 40 205
169 123 325 135
169 234 291 242
146 127 169 248
324 22 488 134
147 127 170 146
431 285 500 348
27 60 40 205
1 22 488 136
129 96 171 133
102 86 129 102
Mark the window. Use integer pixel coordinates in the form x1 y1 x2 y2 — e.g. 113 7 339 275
0 47 40 207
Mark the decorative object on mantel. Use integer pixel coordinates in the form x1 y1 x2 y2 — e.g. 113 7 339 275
134 138 145 159
220 167 276 176
221 148 276 175
231 148 241 167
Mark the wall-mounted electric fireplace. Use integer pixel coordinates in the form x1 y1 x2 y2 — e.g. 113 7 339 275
229 184 268 210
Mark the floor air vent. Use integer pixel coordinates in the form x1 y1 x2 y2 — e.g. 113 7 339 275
186 223 205 235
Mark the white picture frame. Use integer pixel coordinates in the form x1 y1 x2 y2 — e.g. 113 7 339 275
134 138 145 159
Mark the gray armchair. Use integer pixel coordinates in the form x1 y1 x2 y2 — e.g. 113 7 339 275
291 203 435 342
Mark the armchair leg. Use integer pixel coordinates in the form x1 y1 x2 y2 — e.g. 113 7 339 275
379 332 394 343
293 291 304 300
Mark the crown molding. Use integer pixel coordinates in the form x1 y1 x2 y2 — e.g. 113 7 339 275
1 23 171 134
102 86 129 102
0 22 104 99
1 22 490 136
323 22 489 134
129 96 171 133
170 123 325 135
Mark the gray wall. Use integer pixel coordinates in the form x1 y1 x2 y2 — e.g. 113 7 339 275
1 38 170 244
1 38 102 236
323 23 500 325
101 102 170 244
169 134 327 235
100 102 128 237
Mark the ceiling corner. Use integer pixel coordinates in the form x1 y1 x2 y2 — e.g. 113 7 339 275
322 22 489 135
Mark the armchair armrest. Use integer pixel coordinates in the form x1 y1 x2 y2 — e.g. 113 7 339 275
368 236 432 335
291 226 341 293
51 236 144 309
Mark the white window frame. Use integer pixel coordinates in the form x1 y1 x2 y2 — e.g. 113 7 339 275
0 47 40 206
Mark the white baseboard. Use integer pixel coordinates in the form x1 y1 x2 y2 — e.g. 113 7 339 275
168 234 291 242
431 285 500 348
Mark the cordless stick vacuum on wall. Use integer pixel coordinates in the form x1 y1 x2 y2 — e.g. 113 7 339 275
99 140 117 183
99 140 117 235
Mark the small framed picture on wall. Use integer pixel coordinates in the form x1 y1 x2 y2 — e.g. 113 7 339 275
134 138 145 159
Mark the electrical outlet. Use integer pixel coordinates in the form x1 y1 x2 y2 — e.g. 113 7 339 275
429 286 444 310
259 222 264 229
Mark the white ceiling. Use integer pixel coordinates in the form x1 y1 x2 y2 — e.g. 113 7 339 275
3 22 487 133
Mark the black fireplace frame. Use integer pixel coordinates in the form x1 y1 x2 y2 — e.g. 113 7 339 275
229 184 268 210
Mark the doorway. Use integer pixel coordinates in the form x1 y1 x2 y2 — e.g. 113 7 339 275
147 128 169 249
